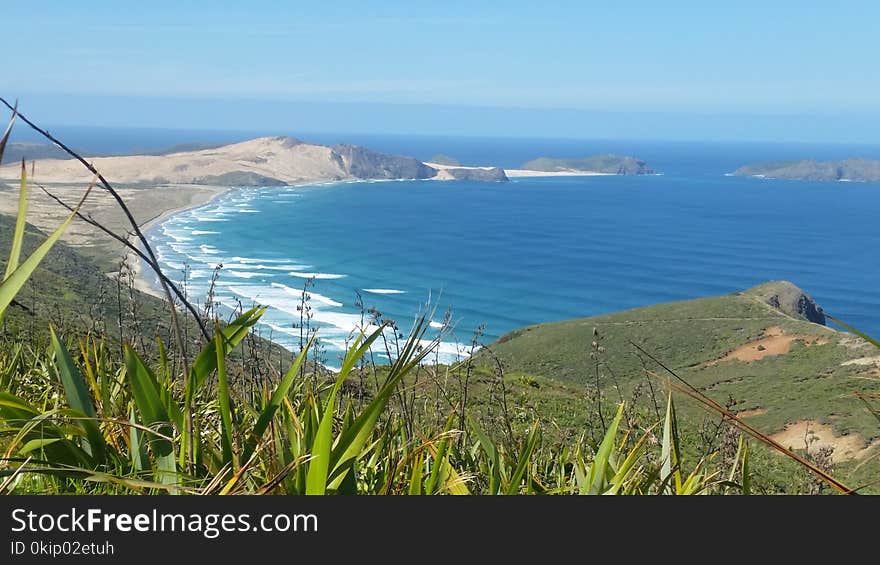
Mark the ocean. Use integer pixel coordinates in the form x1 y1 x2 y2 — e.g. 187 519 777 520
33 127 877 368
126 134 880 368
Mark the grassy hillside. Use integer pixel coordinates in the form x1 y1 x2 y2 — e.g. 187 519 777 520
0 212 165 341
477 282 880 464
0 212 294 375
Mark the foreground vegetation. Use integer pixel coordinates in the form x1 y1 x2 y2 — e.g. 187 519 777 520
1 105 878 494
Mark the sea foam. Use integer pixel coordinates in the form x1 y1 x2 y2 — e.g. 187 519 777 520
270 282 343 307
363 288 406 295
289 272 346 280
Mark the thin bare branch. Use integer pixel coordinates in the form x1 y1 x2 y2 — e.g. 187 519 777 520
36 183 209 338
630 339 855 494
0 98 209 367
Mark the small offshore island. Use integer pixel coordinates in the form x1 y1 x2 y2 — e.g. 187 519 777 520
733 158 880 182
520 154 654 175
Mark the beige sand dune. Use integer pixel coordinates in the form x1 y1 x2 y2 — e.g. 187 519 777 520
0 137 349 186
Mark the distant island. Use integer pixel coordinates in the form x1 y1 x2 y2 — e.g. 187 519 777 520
3 142 78 162
733 158 880 182
428 154 460 166
520 154 654 175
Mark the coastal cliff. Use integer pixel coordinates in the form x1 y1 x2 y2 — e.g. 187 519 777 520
332 144 436 180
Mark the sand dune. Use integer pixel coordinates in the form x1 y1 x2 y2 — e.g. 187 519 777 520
0 137 349 186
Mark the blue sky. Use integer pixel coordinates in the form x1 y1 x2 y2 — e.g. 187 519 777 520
4 1 880 141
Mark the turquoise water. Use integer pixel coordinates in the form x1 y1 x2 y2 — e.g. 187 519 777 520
15 127 877 364
147 166 880 368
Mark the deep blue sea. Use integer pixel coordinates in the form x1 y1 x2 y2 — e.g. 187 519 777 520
35 127 878 367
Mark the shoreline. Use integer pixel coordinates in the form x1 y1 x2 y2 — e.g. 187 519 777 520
127 178 371 300
128 184 234 300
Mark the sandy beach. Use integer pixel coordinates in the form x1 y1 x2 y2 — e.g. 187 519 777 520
0 176 231 299
126 185 233 299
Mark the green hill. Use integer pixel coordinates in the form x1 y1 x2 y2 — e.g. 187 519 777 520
476 281 880 462
0 212 164 341
428 154 460 166
733 159 880 182
521 154 654 175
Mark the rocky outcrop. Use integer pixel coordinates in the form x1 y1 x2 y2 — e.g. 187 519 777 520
521 155 654 175
332 144 436 180
733 159 880 182
745 281 826 325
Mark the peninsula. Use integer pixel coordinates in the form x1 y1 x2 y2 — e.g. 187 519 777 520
0 136 506 186
733 158 880 182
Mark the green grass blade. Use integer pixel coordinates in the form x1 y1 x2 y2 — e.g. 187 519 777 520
305 327 386 494
608 433 648 494
50 327 105 463
0 179 93 318
187 306 265 396
0 390 41 421
505 420 540 495
584 403 624 494
425 414 455 495
155 452 179 489
327 317 436 487
124 346 174 460
408 451 424 495
304 370 345 495
182 306 265 467
18 438 62 455
155 337 181 427
660 391 681 495
129 407 148 473
4 161 28 282
215 326 235 467
470 418 501 494
242 333 315 463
